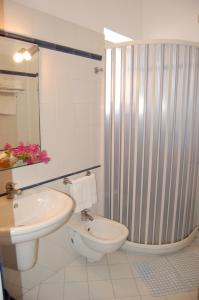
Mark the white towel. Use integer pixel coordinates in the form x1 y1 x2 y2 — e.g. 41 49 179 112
69 174 97 213
0 76 24 92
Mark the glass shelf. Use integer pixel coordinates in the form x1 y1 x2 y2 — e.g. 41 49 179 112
0 161 42 171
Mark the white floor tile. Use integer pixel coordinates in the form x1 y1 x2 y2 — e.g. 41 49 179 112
20 264 54 289
115 297 141 300
126 254 152 278
130 265 142 278
17 286 39 300
109 264 133 279
166 292 194 300
87 255 108 266
112 278 139 298
107 250 128 264
89 280 114 299
70 256 87 266
65 265 87 282
5 247 199 300
64 282 89 300
87 265 110 281
141 296 167 300
126 253 154 264
97 299 114 300
38 283 64 300
135 278 152 296
44 269 65 284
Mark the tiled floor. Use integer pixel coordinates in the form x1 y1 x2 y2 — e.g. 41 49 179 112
14 236 199 300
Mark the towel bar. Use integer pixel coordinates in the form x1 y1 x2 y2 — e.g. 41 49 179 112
63 178 72 185
63 170 91 185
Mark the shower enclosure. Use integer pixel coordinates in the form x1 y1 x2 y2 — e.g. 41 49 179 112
105 42 199 246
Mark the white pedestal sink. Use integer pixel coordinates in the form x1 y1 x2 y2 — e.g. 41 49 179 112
0 187 74 271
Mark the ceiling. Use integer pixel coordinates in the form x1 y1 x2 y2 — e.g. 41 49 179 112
12 0 142 39
11 0 199 43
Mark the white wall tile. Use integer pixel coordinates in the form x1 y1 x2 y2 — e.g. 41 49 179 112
39 49 59 102
37 238 77 272
2 1 104 297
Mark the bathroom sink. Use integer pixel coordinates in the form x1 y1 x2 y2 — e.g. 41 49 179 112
0 186 74 270
0 186 74 244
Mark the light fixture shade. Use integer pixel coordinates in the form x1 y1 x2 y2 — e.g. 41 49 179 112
13 45 38 63
23 50 32 61
13 48 26 63
23 45 38 61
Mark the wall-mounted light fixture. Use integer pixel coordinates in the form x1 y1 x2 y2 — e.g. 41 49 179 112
13 48 26 63
13 45 39 63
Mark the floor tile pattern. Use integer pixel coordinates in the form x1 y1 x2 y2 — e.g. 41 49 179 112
5 236 199 300
134 254 199 295
168 252 199 290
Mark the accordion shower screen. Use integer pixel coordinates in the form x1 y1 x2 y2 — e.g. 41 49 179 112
104 42 199 244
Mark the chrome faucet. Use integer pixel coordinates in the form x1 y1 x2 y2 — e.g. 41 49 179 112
81 209 94 221
5 182 22 199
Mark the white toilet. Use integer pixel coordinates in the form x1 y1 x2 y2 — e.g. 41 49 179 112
67 212 129 262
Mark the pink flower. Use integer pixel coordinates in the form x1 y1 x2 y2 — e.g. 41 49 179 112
4 143 12 150
39 150 50 164
26 159 33 164
28 144 40 154
17 142 27 153
2 142 50 166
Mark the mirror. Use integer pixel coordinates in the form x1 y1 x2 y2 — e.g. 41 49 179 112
0 36 40 150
